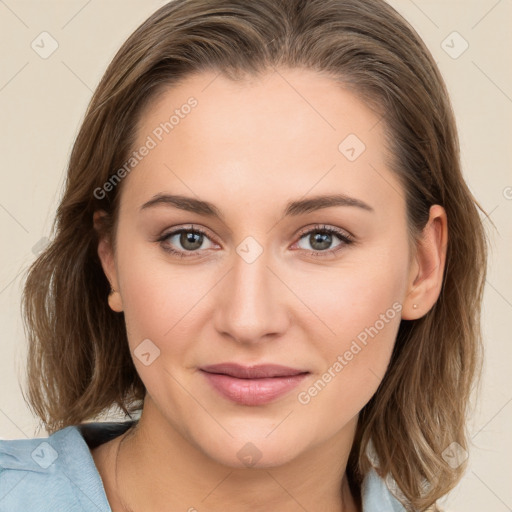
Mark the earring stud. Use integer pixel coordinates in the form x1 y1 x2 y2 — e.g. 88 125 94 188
413 303 418 309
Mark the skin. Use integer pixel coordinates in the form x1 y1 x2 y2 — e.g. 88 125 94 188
92 68 448 512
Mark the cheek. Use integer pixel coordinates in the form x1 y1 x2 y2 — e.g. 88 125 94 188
115 234 216 358
295 317 399 440
291 289 403 439
290 247 408 409
291 242 408 342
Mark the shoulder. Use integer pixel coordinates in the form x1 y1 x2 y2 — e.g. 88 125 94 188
361 467 408 511
361 467 444 512
0 425 111 512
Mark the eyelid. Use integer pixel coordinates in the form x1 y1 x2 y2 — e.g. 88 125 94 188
294 223 355 243
161 224 218 242
159 224 217 242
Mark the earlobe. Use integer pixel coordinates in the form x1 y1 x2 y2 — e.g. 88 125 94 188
107 287 123 313
93 210 124 313
402 205 448 320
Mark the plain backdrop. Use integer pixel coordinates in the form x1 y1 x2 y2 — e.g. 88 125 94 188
0 1 510 511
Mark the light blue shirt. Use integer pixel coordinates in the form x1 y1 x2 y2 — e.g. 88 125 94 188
0 421 406 511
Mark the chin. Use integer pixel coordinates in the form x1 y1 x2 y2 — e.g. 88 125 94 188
189 422 313 470
208 441 303 470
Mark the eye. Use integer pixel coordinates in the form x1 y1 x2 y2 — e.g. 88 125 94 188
294 224 354 257
157 225 217 258
156 223 354 259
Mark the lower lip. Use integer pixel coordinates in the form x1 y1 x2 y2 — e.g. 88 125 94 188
201 371 309 406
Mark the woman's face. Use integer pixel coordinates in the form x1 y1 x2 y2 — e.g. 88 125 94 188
98 69 422 468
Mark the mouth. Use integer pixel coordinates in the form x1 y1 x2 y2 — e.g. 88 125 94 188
200 363 310 406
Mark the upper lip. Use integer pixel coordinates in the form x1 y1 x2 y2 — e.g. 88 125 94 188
200 363 309 379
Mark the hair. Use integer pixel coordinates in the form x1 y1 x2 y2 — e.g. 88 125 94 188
21 0 488 510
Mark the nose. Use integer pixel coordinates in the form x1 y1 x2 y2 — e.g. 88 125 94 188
212 245 290 345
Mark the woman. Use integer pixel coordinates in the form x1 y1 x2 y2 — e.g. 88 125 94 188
0 0 487 511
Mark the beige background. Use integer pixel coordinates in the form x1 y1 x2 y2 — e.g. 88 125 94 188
0 1 510 511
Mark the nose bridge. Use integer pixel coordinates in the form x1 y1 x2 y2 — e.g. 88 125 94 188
213 239 289 343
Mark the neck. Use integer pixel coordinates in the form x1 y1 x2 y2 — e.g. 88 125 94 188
108 399 361 512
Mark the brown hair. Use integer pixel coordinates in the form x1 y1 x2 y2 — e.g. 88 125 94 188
21 0 488 510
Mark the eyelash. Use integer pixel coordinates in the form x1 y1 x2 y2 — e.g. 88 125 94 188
156 224 354 259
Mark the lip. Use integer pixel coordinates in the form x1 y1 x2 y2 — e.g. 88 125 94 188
200 363 309 406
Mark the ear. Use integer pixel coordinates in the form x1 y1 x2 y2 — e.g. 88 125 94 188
402 205 448 320
93 210 123 313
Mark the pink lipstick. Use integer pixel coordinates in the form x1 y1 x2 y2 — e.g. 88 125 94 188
200 363 309 406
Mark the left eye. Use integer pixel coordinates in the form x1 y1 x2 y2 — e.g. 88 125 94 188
295 226 353 254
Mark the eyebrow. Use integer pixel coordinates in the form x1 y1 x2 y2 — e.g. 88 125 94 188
140 192 374 219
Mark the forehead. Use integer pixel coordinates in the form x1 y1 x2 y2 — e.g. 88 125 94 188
119 68 404 218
